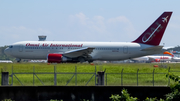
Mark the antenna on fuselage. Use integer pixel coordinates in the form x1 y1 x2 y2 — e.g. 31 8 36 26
38 35 46 41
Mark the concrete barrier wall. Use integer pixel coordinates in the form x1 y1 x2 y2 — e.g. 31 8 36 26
0 86 171 101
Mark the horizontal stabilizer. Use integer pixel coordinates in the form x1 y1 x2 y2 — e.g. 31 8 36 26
141 46 163 51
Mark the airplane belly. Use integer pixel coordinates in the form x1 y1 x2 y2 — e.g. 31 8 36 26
17 50 47 59
91 50 124 60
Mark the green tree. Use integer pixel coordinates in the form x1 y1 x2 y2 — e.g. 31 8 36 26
0 46 16 61
110 88 138 101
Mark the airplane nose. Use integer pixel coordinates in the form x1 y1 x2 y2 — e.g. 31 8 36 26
4 48 11 55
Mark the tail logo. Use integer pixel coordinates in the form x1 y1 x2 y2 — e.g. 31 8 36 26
142 22 162 43
142 16 168 43
162 16 169 23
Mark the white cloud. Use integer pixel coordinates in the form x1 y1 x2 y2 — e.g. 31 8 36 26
90 16 106 33
68 13 107 33
108 16 137 38
67 12 137 42
108 16 129 23
68 12 89 25
93 16 105 25
75 12 89 25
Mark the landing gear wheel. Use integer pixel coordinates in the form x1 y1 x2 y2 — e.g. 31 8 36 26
78 57 85 63
16 58 21 63
88 60 93 63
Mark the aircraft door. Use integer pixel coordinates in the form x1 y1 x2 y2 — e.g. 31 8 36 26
123 46 128 54
19 45 23 52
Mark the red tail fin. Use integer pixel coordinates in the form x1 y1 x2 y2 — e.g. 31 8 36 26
132 12 172 46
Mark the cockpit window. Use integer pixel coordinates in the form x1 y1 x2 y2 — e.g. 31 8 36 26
9 46 13 48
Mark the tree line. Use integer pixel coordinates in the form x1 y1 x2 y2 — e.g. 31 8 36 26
0 46 16 62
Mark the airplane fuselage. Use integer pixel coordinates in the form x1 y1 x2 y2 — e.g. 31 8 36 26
5 41 161 61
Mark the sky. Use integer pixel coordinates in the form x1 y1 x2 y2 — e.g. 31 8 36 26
0 0 180 47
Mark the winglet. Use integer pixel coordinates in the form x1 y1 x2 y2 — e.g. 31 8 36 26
163 51 173 56
132 12 172 46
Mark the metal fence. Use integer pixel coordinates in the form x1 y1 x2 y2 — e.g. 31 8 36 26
9 66 97 86
105 69 169 86
1 66 180 86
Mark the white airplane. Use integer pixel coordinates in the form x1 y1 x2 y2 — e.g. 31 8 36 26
132 50 174 63
132 50 180 63
0 60 13 63
132 55 173 63
4 12 172 63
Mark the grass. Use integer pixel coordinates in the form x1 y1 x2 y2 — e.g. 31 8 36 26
0 62 180 86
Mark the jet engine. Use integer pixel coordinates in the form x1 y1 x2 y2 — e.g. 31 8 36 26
47 53 71 63
155 59 160 62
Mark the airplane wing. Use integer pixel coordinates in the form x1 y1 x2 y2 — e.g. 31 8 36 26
147 57 155 61
63 47 95 58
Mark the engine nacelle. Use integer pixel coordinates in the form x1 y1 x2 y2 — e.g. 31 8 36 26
47 53 71 63
155 59 160 62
